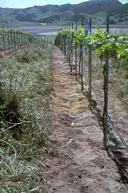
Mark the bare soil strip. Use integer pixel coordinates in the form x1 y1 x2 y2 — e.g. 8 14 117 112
44 47 127 193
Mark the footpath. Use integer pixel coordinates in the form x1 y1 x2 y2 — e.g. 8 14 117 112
44 47 127 193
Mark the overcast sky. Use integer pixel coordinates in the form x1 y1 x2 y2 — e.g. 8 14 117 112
0 0 127 8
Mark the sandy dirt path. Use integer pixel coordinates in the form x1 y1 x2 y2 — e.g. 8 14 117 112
44 47 127 193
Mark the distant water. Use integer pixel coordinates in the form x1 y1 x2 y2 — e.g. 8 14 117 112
38 31 57 36
20 25 128 36
20 25 61 36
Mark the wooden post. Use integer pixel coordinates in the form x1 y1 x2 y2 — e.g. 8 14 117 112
88 17 92 107
103 15 109 150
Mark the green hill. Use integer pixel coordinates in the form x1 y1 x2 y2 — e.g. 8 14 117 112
0 0 127 26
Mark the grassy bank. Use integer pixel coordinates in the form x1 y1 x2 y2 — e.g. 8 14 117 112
0 40 53 192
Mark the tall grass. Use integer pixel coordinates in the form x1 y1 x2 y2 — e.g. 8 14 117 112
114 66 128 105
91 51 128 105
0 40 53 192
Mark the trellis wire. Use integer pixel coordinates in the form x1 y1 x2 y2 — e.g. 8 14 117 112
55 16 128 181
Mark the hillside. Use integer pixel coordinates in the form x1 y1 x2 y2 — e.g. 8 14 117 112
0 0 127 26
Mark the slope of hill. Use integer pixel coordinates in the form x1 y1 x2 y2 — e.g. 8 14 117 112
0 0 127 26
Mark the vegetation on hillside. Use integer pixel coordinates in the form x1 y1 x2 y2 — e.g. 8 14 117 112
0 0 128 26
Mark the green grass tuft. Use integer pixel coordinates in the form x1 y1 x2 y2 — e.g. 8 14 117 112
0 41 53 192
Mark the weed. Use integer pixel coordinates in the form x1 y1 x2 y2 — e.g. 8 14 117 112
0 40 53 192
